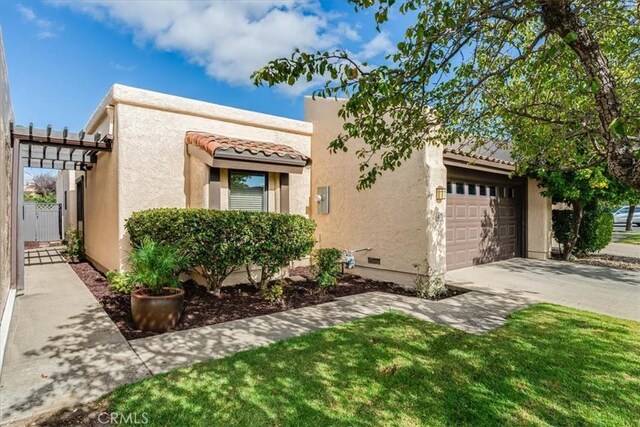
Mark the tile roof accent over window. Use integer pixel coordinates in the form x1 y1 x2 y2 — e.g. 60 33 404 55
444 148 515 166
185 131 309 163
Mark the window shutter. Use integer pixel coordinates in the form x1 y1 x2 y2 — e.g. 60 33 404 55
229 187 265 211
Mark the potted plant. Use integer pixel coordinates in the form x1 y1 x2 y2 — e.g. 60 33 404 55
129 238 186 333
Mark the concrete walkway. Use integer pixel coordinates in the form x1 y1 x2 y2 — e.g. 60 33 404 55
601 242 639 258
447 258 640 321
0 261 149 425
130 291 530 375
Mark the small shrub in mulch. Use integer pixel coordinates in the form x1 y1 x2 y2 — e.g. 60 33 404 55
70 263 463 341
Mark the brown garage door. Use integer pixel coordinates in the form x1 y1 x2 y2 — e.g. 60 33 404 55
446 172 522 270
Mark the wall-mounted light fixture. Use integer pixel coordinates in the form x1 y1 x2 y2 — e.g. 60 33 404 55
435 186 446 202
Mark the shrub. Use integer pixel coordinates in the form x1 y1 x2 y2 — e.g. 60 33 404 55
412 259 447 299
259 280 286 306
575 205 613 254
106 270 135 294
552 206 613 256
129 238 186 295
552 209 574 250
125 209 316 296
311 247 343 288
245 212 316 290
126 209 253 296
64 227 85 262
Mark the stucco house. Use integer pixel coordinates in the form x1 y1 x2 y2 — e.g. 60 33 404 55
57 84 312 283
306 98 551 285
57 85 551 286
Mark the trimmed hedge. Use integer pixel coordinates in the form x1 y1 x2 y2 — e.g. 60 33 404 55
125 208 316 295
552 205 613 256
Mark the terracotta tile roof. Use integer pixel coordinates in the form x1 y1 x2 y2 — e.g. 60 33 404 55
444 148 515 166
185 131 309 162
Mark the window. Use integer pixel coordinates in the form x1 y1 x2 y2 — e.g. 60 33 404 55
229 170 267 211
64 191 68 210
456 183 465 194
489 186 496 197
467 184 477 195
447 181 452 194
508 188 516 198
479 185 487 196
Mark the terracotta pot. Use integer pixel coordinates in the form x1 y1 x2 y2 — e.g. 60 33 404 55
131 287 185 333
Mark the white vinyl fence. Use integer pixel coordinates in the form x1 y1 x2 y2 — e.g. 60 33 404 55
23 202 62 242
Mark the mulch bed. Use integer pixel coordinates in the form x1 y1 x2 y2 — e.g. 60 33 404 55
573 254 640 272
70 262 462 341
550 250 640 272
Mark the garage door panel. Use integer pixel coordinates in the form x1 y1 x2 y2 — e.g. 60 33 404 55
455 227 467 241
446 174 522 271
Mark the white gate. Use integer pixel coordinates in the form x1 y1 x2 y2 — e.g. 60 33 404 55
23 202 62 242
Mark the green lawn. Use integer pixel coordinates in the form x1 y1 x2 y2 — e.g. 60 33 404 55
106 305 640 426
617 234 640 245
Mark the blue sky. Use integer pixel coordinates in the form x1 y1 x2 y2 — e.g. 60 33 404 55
0 0 402 135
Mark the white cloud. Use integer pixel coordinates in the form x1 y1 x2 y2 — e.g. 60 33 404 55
53 1 392 96
110 62 137 72
356 32 394 62
17 4 62 39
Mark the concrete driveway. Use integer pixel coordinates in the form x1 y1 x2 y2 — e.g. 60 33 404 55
446 258 640 321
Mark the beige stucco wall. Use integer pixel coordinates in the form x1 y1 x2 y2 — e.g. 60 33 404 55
0 27 14 319
56 170 81 236
527 178 552 259
82 84 312 272
305 97 447 286
83 108 119 272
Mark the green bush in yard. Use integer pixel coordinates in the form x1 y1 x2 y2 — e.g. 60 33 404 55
106 270 135 294
552 210 574 250
575 205 614 254
311 247 343 288
552 205 613 255
64 227 85 262
245 212 316 290
125 208 316 297
126 208 253 296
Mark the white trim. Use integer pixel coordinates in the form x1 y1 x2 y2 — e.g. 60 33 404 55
0 288 16 381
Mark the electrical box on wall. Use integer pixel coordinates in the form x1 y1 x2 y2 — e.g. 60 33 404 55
316 186 330 214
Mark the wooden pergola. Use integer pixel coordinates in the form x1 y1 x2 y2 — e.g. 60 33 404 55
9 122 113 294
10 122 113 170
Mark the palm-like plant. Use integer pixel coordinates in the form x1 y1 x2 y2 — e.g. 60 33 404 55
129 238 186 295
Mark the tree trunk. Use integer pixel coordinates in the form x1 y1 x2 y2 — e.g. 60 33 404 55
563 202 583 260
538 0 640 191
626 205 636 232
246 264 259 288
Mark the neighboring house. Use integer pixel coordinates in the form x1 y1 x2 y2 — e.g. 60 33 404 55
23 181 37 194
56 85 552 286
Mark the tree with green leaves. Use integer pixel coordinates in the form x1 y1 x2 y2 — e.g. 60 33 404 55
253 0 640 191
537 166 617 258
